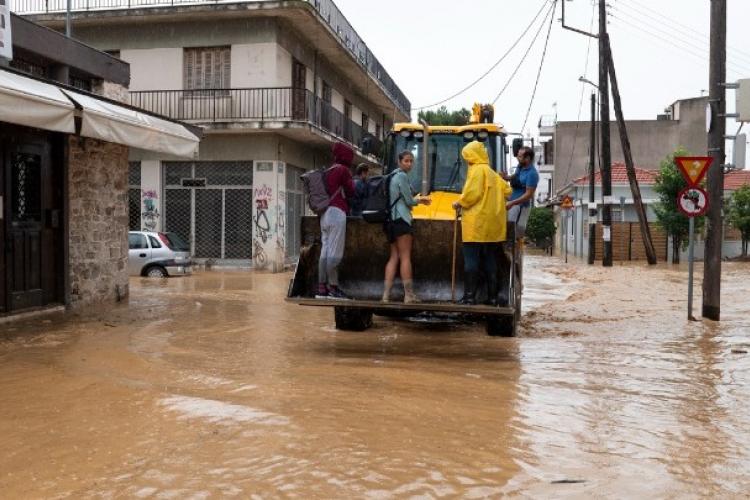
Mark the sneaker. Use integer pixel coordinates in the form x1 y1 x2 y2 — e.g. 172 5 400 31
327 286 352 300
314 284 329 299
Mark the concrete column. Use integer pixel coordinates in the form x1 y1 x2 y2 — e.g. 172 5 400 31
252 160 287 272
140 160 162 232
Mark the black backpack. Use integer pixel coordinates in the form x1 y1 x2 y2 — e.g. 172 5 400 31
361 171 402 223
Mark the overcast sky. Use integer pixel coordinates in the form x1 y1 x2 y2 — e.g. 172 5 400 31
337 0 750 165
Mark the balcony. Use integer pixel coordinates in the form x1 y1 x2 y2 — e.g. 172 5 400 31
538 115 556 137
129 87 382 154
11 0 411 118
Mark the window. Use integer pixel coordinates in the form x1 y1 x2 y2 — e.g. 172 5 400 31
70 75 92 92
129 233 148 250
362 113 369 132
184 47 231 91
148 235 162 249
322 81 332 103
376 123 382 139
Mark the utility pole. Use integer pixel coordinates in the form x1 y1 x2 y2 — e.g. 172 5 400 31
588 92 596 265
703 0 726 321
605 34 658 265
599 0 613 267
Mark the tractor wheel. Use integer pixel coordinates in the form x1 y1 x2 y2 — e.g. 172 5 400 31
486 315 516 337
334 307 373 331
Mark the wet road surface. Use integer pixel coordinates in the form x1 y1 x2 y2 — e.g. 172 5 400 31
1 256 749 498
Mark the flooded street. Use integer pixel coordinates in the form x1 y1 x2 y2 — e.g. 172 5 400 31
1 255 749 498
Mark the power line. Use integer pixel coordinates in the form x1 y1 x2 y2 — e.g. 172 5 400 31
560 0 597 189
607 13 750 76
491 0 556 105
609 3 750 73
617 0 750 63
412 0 551 111
520 0 557 134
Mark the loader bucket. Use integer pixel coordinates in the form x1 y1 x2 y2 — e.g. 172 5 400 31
288 216 515 304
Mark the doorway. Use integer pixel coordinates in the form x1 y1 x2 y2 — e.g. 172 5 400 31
0 125 65 314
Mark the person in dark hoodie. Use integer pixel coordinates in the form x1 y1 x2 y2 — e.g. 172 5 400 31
316 142 356 299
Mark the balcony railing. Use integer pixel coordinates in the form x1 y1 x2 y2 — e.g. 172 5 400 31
11 0 411 116
129 87 382 153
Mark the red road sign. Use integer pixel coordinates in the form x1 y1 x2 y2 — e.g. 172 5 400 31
677 186 709 217
675 157 713 187
561 195 574 210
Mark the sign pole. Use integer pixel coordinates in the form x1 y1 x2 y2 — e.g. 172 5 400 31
564 212 569 264
674 156 712 322
687 216 696 321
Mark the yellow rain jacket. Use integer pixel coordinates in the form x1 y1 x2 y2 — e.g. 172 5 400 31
456 141 513 242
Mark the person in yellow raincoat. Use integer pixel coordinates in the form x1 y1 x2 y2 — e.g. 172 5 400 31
452 141 512 305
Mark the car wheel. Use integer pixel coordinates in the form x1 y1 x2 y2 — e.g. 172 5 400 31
145 265 168 278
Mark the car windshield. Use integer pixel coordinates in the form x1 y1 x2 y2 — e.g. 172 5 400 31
162 232 190 251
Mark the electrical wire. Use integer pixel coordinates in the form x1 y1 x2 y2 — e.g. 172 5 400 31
560 0 597 190
609 3 750 74
411 0 551 111
617 0 750 63
490 0 557 105
607 13 750 77
519 0 557 134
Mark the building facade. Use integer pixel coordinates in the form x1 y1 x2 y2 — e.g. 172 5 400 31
556 165 750 263
1 14 199 318
540 96 709 197
18 0 411 271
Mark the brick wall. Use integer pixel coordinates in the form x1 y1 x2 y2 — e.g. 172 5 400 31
68 136 130 307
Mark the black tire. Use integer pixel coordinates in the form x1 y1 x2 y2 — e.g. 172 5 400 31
486 315 516 337
334 307 373 331
144 265 168 278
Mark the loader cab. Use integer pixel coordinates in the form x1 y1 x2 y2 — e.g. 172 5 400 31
383 124 508 196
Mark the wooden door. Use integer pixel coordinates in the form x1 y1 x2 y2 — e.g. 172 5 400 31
292 60 307 120
1 127 63 313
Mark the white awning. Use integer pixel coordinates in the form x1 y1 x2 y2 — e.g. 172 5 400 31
0 70 76 134
61 89 200 158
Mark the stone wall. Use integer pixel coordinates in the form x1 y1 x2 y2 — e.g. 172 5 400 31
68 136 130 307
92 80 129 103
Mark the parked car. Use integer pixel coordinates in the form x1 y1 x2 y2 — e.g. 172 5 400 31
128 231 192 278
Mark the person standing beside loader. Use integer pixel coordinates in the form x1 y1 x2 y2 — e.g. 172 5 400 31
452 141 512 305
382 151 431 303
505 146 539 239
316 142 356 299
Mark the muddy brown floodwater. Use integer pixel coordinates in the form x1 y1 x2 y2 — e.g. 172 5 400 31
1 256 749 498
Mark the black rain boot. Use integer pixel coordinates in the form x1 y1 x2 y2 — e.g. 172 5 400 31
458 272 478 305
486 275 499 307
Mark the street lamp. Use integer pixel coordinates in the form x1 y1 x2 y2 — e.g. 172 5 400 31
578 76 599 90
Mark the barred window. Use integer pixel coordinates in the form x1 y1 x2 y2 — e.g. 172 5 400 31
184 47 231 91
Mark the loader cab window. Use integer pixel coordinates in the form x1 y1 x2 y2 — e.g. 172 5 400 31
387 131 502 194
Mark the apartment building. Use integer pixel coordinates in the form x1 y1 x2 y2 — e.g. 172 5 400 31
17 0 411 271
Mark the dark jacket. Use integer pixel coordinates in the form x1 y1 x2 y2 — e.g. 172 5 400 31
326 142 355 213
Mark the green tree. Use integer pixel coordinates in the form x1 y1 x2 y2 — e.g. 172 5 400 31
653 148 704 264
526 207 556 250
727 184 750 257
416 106 471 126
